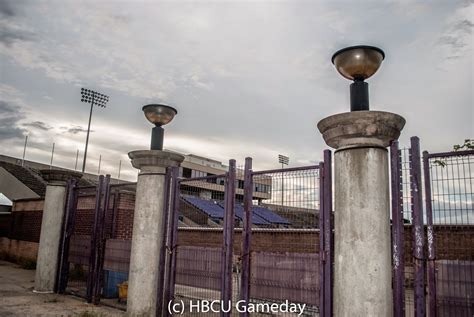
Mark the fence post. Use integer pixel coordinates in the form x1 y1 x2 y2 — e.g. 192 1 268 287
165 167 181 316
319 160 325 315
92 174 110 305
56 178 79 294
156 167 173 316
409 136 426 317
86 175 104 303
390 141 405 317
423 151 437 317
221 159 236 317
323 149 333 317
240 157 253 316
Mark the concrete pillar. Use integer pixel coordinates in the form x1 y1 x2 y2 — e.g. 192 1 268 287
34 169 82 293
318 111 405 317
127 150 184 317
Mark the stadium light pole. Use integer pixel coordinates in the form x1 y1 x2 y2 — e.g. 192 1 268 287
278 154 289 205
80 88 109 173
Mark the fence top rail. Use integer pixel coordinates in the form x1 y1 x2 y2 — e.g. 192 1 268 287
425 149 474 159
179 173 227 183
109 182 137 188
177 227 321 233
252 164 320 176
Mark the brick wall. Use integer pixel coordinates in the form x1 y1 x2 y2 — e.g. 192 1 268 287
0 214 11 237
6 194 473 261
9 198 43 242
114 192 135 240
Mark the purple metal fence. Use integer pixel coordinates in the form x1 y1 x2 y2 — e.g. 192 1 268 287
390 140 405 317
319 149 333 317
423 149 474 317
56 178 79 294
244 160 326 316
409 137 427 316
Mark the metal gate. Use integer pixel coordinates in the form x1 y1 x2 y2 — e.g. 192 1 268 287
391 137 474 317
164 154 333 316
56 175 137 306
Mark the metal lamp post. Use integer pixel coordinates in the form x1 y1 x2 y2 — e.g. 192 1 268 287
318 45 405 316
127 103 184 316
142 104 178 150
80 88 109 173
331 45 385 111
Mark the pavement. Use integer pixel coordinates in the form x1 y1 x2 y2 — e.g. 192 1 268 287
0 260 125 317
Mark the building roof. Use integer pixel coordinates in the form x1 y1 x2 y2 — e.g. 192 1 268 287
0 161 47 197
0 159 96 198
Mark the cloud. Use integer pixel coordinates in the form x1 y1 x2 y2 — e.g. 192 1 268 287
61 125 92 135
0 100 26 139
436 4 473 60
0 1 14 17
23 121 52 131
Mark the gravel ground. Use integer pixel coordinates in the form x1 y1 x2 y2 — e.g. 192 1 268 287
0 260 125 317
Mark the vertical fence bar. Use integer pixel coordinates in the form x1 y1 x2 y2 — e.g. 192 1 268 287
86 175 104 302
165 167 180 316
240 157 253 316
318 160 326 315
156 167 172 316
92 174 110 305
221 159 236 317
220 171 230 308
423 151 437 317
409 136 426 317
56 178 79 294
323 149 333 317
391 141 405 317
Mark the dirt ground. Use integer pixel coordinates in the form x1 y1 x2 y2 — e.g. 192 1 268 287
0 260 125 317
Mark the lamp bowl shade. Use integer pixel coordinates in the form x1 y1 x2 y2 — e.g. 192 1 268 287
142 104 178 126
332 45 385 81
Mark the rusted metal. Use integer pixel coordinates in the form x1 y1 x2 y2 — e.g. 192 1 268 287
240 157 253 316
86 175 104 302
409 137 426 317
251 164 319 176
318 160 326 315
164 167 180 316
221 159 236 317
423 150 437 317
56 178 79 294
391 141 405 317
323 149 333 317
156 168 172 316
424 149 474 159
92 174 110 304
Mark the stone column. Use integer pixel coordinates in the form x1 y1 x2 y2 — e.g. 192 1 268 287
127 150 184 317
318 111 405 317
34 169 82 293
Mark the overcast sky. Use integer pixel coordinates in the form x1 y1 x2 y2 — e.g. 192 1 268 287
0 0 472 181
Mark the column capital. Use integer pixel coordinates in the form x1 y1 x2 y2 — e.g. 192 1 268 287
128 150 185 173
40 169 82 186
317 110 405 150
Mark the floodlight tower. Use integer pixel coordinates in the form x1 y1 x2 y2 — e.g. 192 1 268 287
80 88 109 173
278 154 289 205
